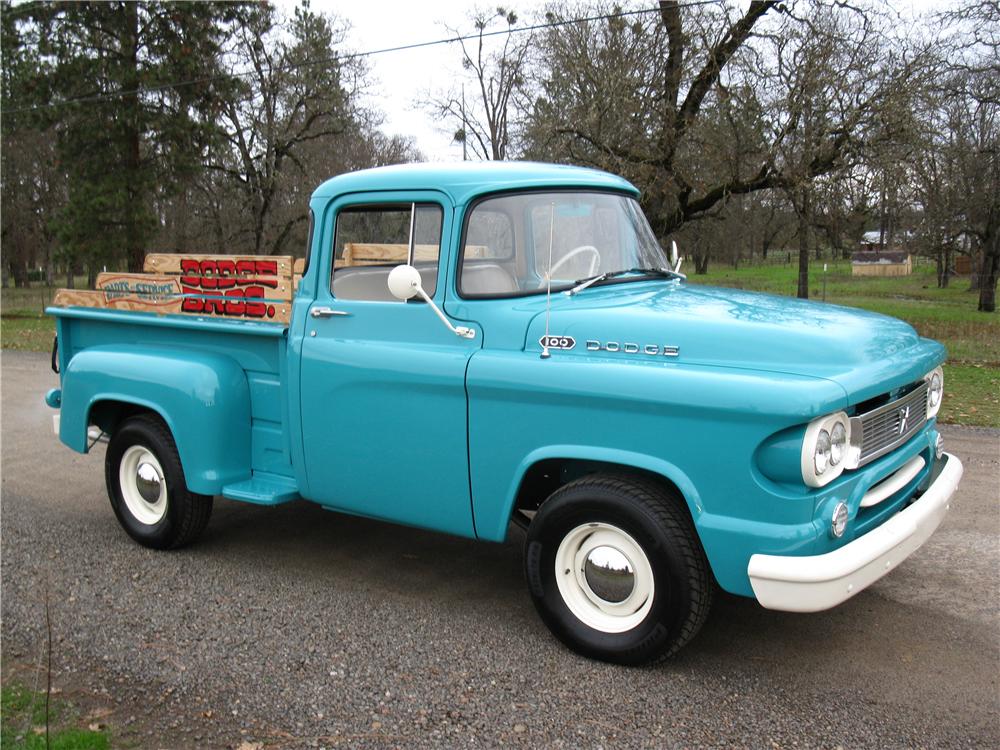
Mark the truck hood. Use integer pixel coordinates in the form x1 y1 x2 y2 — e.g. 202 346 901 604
525 282 945 403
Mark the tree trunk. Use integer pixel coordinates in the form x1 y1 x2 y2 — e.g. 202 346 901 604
45 244 54 286
11 257 29 288
174 185 189 253
694 253 709 274
124 2 144 272
796 191 810 299
978 228 999 313
969 248 981 291
213 202 226 253
252 204 265 255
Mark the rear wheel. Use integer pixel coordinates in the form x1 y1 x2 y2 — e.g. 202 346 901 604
105 414 212 550
524 474 712 665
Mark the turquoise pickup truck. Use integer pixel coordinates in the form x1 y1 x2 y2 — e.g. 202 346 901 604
46 162 963 665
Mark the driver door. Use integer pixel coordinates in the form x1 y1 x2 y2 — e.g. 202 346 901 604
299 192 480 538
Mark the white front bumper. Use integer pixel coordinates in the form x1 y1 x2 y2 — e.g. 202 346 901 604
748 452 964 612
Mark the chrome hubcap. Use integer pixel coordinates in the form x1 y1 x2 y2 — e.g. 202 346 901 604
119 446 168 525
555 522 655 633
583 546 635 603
136 462 162 504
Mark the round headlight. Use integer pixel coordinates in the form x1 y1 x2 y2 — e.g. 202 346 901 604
928 370 943 409
830 421 847 466
801 411 851 488
814 429 832 475
925 366 944 419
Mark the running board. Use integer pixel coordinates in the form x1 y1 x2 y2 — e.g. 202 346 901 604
222 474 299 506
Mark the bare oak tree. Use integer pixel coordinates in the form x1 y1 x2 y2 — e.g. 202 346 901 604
430 8 531 160
524 1 932 297
937 1 999 312
211 4 357 255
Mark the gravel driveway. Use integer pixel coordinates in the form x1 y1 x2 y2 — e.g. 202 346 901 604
2 350 998 748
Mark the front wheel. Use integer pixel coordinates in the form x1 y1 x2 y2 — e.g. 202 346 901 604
105 414 212 550
524 474 712 665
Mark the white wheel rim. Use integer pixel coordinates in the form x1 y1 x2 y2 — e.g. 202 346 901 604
119 445 167 525
554 522 655 633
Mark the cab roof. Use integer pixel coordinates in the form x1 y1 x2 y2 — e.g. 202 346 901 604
310 161 639 207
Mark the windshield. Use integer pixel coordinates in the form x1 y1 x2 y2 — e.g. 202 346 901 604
458 191 669 298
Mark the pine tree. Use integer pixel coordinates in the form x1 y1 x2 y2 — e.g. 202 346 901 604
29 1 247 273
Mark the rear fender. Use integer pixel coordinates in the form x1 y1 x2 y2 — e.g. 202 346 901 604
59 345 251 495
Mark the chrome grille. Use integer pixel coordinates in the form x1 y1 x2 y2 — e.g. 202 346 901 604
854 382 928 467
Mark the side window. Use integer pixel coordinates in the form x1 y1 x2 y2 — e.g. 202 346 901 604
332 204 442 301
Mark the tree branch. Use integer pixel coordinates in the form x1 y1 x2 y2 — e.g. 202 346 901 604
674 1 777 143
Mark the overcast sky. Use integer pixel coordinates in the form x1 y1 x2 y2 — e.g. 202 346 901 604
287 0 533 161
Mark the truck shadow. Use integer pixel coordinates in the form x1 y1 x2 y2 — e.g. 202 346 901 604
195 496 989 685
200 497 530 611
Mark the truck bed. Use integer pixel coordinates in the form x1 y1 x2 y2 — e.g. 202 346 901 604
48 254 302 504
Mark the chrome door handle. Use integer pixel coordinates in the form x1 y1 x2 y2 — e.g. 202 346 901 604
310 307 351 318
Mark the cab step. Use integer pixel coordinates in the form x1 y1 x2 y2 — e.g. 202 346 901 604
222 474 299 506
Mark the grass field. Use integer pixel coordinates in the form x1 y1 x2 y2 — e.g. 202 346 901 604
2 262 997 426
1 682 109 750
0 283 65 352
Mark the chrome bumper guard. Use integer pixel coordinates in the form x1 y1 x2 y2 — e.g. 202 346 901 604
747 453 964 612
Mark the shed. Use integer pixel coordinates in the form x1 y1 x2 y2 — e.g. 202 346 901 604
851 249 912 277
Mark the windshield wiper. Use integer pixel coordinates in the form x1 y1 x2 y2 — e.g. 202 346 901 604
567 267 678 296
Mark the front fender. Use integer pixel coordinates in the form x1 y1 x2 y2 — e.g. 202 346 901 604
484 445 704 543
59 345 251 495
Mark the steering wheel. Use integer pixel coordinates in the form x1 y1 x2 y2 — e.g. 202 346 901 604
548 245 601 278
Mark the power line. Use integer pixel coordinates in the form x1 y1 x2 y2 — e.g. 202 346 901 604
2 1 722 116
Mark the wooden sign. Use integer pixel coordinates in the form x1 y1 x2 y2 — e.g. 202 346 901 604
143 253 294 276
95 273 184 307
52 254 295 324
99 271 292 301
53 289 189 315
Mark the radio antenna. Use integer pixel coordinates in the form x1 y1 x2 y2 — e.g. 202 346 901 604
541 202 555 359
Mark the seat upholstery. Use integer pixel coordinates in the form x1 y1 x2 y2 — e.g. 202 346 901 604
332 262 439 301
332 266 396 301
461 263 518 295
332 262 517 300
